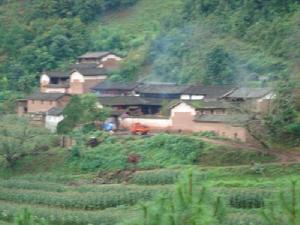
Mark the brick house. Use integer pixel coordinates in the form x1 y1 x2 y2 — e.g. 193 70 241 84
120 101 253 142
181 85 236 100
91 81 139 97
135 83 188 99
77 52 122 70
26 93 70 114
223 87 274 113
40 66 108 95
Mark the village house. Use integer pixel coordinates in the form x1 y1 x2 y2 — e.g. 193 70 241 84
91 81 139 96
77 51 122 70
40 66 108 95
223 87 274 113
135 83 188 99
26 93 70 114
45 107 64 132
98 96 162 116
120 101 254 142
40 51 123 95
181 85 236 100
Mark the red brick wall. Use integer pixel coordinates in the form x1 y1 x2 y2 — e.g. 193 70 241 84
69 81 84 94
171 112 249 142
27 100 58 113
101 59 120 70
27 96 70 113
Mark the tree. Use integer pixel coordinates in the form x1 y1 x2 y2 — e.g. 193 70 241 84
0 115 53 167
204 46 236 85
262 181 300 225
57 94 111 134
264 80 300 145
121 171 225 225
14 209 48 225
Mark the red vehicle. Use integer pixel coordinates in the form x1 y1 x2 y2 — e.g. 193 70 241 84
130 123 150 135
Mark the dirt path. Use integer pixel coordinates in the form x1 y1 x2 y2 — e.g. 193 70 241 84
192 136 300 164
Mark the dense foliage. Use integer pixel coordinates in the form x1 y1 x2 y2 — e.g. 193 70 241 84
0 0 139 92
57 94 111 134
0 115 56 167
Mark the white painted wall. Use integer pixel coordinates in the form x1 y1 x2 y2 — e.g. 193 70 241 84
257 92 275 102
171 102 197 117
70 71 84 83
180 95 190 100
121 117 172 130
45 115 64 133
84 76 107 80
40 74 50 85
191 95 204 100
101 54 122 62
181 95 205 100
42 88 67 93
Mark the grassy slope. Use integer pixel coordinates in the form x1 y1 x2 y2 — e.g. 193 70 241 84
95 0 182 38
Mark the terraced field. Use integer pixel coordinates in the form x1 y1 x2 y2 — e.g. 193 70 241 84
0 164 299 225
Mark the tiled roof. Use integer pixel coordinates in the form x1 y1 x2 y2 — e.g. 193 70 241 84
226 87 272 99
136 83 188 95
92 81 139 91
168 100 233 110
44 71 69 78
194 114 250 125
69 63 98 70
27 93 68 101
74 68 108 76
98 96 164 106
78 52 111 59
47 107 64 116
46 83 70 88
183 85 236 99
99 96 148 106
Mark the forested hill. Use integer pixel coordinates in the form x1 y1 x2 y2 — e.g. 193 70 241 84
0 1 300 105
1 0 300 88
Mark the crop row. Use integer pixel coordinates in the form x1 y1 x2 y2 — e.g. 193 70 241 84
129 169 210 185
0 178 170 194
0 187 157 210
130 170 180 185
0 200 135 225
0 179 67 192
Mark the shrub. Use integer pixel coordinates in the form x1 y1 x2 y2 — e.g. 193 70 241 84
229 191 265 209
130 170 180 185
0 187 156 210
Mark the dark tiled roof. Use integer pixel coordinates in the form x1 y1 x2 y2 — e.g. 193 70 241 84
92 81 139 91
27 93 68 101
44 71 69 78
74 68 108 76
98 96 164 106
183 85 236 99
136 83 188 95
194 114 250 125
47 107 64 116
69 63 98 70
78 52 111 59
99 96 148 106
141 98 166 106
226 87 272 99
46 83 70 88
168 100 233 110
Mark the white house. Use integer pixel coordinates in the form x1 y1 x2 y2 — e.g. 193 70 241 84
45 107 64 133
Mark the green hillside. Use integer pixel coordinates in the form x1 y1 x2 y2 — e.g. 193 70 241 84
0 1 300 224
